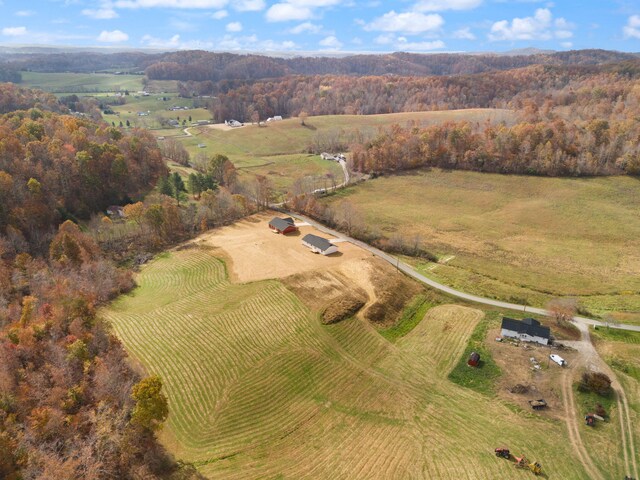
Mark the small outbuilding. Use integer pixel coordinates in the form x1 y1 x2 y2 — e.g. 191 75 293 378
468 351 480 367
500 317 550 346
301 234 338 256
269 217 298 234
106 205 125 218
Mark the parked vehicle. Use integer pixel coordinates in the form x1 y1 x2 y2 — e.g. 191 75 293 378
549 354 567 366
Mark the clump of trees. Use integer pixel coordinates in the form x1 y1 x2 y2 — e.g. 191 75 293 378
578 372 613 396
0 103 166 253
159 138 190 166
350 118 640 177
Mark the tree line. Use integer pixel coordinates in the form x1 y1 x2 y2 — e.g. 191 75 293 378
199 60 640 122
4 49 636 80
0 86 207 479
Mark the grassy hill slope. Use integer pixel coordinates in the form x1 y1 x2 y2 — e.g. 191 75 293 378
104 246 594 479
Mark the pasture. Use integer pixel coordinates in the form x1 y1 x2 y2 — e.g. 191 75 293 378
103 216 603 479
324 169 640 322
20 71 144 93
591 330 640 478
102 95 212 130
180 109 512 193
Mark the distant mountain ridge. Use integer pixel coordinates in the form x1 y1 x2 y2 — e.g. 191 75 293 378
1 48 638 81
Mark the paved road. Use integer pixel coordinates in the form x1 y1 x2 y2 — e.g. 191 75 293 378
284 210 640 333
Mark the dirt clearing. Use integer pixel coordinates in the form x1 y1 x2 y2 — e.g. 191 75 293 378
206 122 246 131
199 212 370 283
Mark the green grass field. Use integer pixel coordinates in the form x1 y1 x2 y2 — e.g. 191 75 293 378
180 109 512 194
103 246 599 479
102 95 212 130
20 71 144 93
324 169 640 322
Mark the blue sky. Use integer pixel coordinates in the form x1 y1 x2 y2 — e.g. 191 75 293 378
1 0 639 53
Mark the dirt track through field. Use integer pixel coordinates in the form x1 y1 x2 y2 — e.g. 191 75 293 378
563 323 639 480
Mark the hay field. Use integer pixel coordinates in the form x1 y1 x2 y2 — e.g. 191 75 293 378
324 169 640 322
104 242 596 478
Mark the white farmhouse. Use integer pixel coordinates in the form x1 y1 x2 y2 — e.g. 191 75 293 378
500 317 550 345
301 234 338 256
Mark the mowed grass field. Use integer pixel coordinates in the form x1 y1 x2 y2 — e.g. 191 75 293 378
324 169 640 322
103 246 595 479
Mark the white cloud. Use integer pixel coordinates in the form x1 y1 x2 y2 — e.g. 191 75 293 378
97 29 129 42
215 34 298 51
265 0 340 22
395 37 445 51
114 0 228 9
266 3 313 21
82 8 119 19
232 0 265 11
141 33 215 49
452 27 475 39
488 8 573 41
226 21 242 32
15 10 35 17
319 35 342 49
2 26 28 36
142 33 183 48
561 41 572 48
212 9 228 19
289 21 322 34
365 11 444 34
375 32 444 51
413 0 481 12
623 15 640 39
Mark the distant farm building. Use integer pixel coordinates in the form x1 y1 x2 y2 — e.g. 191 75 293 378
302 234 338 255
269 217 298 234
106 205 125 218
320 152 347 161
467 352 480 367
500 317 550 345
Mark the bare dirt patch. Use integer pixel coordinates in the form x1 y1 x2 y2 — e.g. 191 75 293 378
199 212 371 283
206 123 246 132
488 328 580 421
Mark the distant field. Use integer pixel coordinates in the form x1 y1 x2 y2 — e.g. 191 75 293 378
182 109 512 193
102 95 211 130
323 169 640 321
20 71 144 93
103 238 596 478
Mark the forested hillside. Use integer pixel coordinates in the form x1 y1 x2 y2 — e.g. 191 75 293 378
205 61 640 120
0 84 166 252
3 48 637 78
0 86 197 479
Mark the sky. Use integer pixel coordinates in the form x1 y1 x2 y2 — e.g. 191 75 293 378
0 0 640 54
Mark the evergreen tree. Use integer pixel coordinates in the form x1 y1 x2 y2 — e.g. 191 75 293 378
170 172 186 205
158 176 173 197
